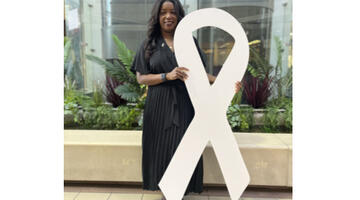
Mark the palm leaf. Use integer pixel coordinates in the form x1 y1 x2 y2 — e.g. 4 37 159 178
249 47 265 67
114 83 140 102
86 54 115 71
111 59 131 82
247 63 258 78
282 67 292 91
64 39 72 62
112 34 134 68
248 46 274 79
114 60 137 85
86 37 146 104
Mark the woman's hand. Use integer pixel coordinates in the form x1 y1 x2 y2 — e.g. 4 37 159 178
207 73 216 84
166 67 189 81
235 81 242 93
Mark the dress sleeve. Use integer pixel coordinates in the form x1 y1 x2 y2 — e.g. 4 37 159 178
193 37 208 69
131 40 150 75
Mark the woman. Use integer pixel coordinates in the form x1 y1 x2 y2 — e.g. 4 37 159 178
131 0 241 198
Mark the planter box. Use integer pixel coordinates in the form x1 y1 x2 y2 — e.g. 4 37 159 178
253 108 286 126
64 130 292 188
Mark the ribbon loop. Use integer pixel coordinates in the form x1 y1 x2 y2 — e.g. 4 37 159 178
158 8 250 200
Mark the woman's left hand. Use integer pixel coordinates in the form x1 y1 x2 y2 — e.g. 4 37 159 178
235 81 242 93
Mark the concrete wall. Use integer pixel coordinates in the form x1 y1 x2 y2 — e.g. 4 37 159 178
64 130 292 187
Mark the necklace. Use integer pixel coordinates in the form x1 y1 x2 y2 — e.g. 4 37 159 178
164 38 174 50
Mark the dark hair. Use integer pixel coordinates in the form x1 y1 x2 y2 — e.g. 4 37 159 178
145 0 185 62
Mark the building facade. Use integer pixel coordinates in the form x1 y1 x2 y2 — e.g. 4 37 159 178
65 0 292 97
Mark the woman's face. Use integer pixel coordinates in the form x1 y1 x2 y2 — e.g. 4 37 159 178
159 1 178 34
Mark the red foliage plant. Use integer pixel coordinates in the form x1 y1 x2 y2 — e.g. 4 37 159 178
243 74 272 108
105 75 127 107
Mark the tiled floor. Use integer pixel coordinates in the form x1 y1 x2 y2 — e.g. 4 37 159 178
64 185 292 200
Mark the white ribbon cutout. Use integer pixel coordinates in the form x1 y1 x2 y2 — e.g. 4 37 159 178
158 8 250 200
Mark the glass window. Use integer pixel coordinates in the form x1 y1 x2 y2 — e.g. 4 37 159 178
64 0 85 89
102 0 157 58
65 0 292 98
196 0 293 98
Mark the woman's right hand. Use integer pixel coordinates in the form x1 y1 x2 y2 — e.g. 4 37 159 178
166 67 189 81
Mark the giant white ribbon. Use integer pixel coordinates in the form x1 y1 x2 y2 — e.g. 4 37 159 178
158 8 250 200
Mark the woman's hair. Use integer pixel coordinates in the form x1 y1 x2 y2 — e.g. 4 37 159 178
145 0 185 62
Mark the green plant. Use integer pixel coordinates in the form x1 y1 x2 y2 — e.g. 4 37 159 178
227 104 253 132
240 106 253 131
64 77 91 123
263 97 292 133
90 81 105 107
64 80 78 115
247 45 274 80
64 76 76 99
135 94 146 110
64 37 83 88
273 36 292 99
82 105 114 129
114 106 142 130
266 96 291 109
227 104 241 131
274 36 284 98
65 102 144 130
263 106 280 133
231 87 243 105
244 42 275 108
244 37 292 132
64 37 73 80
282 66 292 97
86 35 146 103
64 37 71 63
284 100 292 131
239 114 249 130
246 37 292 102
112 35 135 68
64 76 144 129
114 82 142 103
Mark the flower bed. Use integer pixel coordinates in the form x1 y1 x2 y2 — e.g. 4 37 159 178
65 103 291 133
64 36 292 133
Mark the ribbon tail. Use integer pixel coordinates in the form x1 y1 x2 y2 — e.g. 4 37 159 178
210 121 250 200
159 118 209 200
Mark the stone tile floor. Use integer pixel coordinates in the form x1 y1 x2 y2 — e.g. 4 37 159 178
64 185 292 200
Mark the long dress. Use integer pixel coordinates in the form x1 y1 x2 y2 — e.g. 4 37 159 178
131 36 207 194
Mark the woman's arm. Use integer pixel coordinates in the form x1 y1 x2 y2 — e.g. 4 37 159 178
136 72 164 86
137 70 241 92
136 67 189 86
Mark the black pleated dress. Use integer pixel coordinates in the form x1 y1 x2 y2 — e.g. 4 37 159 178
131 36 207 194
